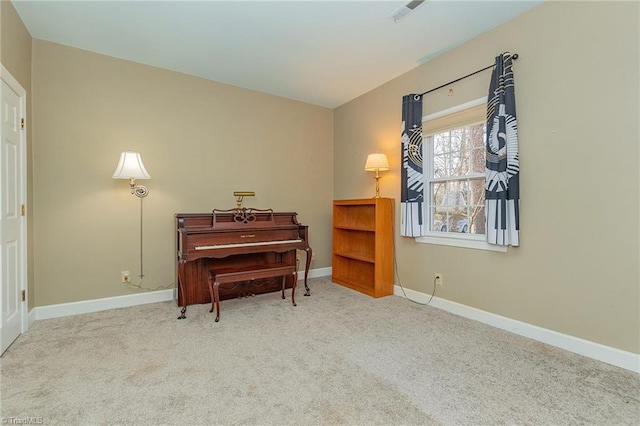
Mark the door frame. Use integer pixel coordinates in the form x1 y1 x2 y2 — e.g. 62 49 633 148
1 63 29 347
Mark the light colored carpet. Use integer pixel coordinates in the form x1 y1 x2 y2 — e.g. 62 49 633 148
1 277 638 425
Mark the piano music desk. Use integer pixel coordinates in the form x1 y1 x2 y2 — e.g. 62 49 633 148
208 263 297 322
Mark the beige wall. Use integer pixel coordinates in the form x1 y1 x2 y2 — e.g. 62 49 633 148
6 0 639 355
334 1 639 354
1 1 30 87
31 40 333 306
1 0 34 309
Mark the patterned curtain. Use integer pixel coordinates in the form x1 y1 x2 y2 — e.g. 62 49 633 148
485 52 520 246
400 94 424 237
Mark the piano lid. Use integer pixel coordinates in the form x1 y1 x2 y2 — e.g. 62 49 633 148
176 209 302 230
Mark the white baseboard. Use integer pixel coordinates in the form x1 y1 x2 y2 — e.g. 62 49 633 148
28 308 37 328
32 266 332 321
303 266 331 279
35 289 176 320
395 285 640 374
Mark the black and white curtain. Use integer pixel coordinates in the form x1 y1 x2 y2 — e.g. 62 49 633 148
485 52 520 246
400 94 424 237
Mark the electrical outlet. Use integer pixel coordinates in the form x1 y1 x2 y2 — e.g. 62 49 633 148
121 271 130 283
435 273 443 287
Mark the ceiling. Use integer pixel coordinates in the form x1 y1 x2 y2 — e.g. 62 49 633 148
11 0 541 108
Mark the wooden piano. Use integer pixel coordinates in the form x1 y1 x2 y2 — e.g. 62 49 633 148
175 208 312 319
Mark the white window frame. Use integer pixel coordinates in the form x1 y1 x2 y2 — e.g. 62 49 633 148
416 98 506 252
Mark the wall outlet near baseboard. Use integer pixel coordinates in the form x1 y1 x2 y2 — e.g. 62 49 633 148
121 271 130 283
435 273 443 286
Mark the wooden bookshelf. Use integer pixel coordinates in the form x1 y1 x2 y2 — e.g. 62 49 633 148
332 198 394 297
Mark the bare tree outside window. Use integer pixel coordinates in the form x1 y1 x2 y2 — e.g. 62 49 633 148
427 120 486 235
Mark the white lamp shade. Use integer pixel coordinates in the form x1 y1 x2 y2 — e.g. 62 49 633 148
112 151 151 179
364 153 390 171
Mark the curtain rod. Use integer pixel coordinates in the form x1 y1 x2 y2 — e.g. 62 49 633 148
417 53 519 98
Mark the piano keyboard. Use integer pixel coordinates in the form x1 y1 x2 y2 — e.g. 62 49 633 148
195 239 303 250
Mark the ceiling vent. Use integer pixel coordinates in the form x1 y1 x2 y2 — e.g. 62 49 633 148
390 0 426 23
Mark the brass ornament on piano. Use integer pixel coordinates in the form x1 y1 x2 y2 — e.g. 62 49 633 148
206 192 268 224
233 191 255 209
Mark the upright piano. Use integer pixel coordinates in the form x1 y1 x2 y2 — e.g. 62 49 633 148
175 208 312 318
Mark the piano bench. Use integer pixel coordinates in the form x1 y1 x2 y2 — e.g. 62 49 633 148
208 263 297 322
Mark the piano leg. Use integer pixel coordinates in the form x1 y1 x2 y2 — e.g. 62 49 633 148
281 275 286 300
177 260 188 319
281 270 297 306
178 306 187 320
208 273 216 314
291 270 297 306
303 247 312 296
213 282 220 322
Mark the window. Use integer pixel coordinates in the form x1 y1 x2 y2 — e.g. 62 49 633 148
416 98 506 252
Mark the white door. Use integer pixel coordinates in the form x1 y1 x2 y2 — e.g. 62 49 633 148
0 66 27 355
